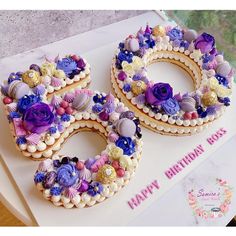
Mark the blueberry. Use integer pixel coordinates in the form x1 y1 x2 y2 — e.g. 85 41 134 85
61 157 69 164
72 157 79 163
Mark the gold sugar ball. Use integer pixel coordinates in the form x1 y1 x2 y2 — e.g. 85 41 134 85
131 80 147 96
22 70 41 88
152 25 166 37
96 164 117 184
202 91 218 106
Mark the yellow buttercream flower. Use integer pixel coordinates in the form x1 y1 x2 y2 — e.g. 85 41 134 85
53 69 66 79
132 56 144 70
119 155 132 169
209 77 232 97
40 62 56 76
121 61 134 76
108 144 123 160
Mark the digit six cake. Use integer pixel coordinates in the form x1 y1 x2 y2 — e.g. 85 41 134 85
111 24 234 135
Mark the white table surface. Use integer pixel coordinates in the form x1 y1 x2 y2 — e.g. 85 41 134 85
0 11 235 226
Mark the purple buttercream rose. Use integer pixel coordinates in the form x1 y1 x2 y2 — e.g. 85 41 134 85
23 102 54 134
145 83 173 106
194 32 215 54
57 163 79 188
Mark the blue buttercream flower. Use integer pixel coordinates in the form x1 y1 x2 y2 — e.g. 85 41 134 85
167 28 183 41
123 83 131 92
17 94 41 114
117 50 133 63
57 163 79 188
34 172 45 184
180 40 189 50
87 182 103 197
93 93 106 104
16 136 27 145
218 97 230 106
115 136 135 156
161 98 180 115
49 126 57 134
132 74 142 81
215 74 228 87
8 111 21 120
145 39 155 48
202 54 213 64
197 106 208 118
61 114 70 122
56 57 77 76
92 103 103 113
8 72 21 84
50 186 62 196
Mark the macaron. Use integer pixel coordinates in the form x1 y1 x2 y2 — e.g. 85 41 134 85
216 62 231 77
183 29 198 43
8 80 31 99
180 97 196 112
125 38 140 52
72 93 92 112
115 118 136 137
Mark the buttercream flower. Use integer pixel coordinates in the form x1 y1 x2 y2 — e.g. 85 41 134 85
209 77 232 97
161 98 180 115
145 83 173 106
40 62 56 76
8 72 21 84
132 56 145 70
115 136 135 156
93 93 106 104
23 102 54 134
167 28 183 41
121 61 134 76
119 156 132 169
56 57 77 76
194 32 215 54
34 172 45 184
108 143 123 160
50 186 62 196
117 50 133 63
17 94 41 114
87 182 103 197
57 163 79 188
